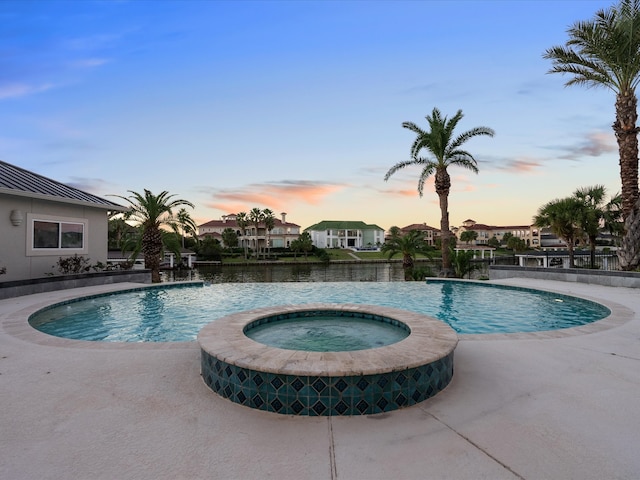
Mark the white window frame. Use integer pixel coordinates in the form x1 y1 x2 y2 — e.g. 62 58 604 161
27 213 89 256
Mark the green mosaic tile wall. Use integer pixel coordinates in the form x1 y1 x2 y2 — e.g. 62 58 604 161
200 350 454 416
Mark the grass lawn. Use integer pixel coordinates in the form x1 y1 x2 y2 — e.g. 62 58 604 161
219 249 442 264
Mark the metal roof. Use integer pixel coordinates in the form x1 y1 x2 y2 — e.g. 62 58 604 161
305 220 384 231
0 160 125 210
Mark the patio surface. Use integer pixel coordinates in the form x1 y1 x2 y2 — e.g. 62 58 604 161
0 278 638 479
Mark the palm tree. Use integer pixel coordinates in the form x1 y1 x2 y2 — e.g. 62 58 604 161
449 248 480 279
114 190 194 283
544 0 640 269
534 197 583 268
603 193 625 244
235 212 249 260
249 207 264 259
384 107 494 276
573 185 608 268
262 208 275 259
460 230 478 245
381 229 433 280
174 208 198 249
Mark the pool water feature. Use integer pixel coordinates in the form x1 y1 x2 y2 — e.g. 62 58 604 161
244 310 410 351
199 304 458 416
29 280 611 342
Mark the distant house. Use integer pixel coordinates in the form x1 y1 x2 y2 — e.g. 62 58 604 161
198 212 301 250
454 219 541 248
0 160 126 282
305 220 385 250
397 223 441 246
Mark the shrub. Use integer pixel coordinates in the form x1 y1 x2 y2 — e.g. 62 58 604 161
56 255 92 274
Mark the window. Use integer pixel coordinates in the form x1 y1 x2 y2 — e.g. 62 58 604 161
33 221 84 249
27 213 88 256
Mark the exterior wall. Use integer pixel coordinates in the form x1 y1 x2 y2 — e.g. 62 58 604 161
0 270 152 300
362 229 384 247
1 194 110 282
309 228 384 249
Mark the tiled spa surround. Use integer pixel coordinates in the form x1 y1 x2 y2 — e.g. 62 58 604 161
198 303 458 416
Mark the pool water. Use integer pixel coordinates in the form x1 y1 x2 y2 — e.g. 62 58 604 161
244 312 410 351
29 281 611 342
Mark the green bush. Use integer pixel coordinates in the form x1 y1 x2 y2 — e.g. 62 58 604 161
56 255 92 274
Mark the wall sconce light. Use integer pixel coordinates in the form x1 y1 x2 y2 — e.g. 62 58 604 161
10 209 23 226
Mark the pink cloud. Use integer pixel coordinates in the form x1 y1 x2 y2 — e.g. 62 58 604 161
206 180 344 212
496 158 542 173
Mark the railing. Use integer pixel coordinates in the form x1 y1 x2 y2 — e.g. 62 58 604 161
516 252 620 271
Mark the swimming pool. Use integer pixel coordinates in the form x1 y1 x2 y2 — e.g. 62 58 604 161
28 280 611 342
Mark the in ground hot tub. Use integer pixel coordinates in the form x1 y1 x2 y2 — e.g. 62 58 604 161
198 303 458 416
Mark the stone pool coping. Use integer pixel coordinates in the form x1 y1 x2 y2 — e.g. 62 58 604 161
197 303 458 377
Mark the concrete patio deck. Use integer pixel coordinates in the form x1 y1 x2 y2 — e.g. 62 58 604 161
1 278 638 479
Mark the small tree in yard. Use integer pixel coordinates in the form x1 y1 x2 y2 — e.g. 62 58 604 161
506 236 527 252
460 230 478 245
450 249 480 279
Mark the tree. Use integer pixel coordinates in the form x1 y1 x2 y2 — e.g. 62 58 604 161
221 227 239 249
292 232 313 259
501 232 513 246
114 190 194 283
381 229 433 280
384 107 494 276
487 236 500 249
198 236 223 261
573 185 608 268
236 212 249 260
249 207 264 259
544 0 640 269
603 193 625 244
450 248 479 279
534 197 583 268
460 230 478 245
108 215 137 250
263 208 275 259
506 236 526 252
174 208 198 249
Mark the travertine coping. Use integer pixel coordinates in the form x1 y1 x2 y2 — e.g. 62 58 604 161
197 303 458 377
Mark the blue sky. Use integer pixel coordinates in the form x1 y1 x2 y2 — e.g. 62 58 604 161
0 0 621 231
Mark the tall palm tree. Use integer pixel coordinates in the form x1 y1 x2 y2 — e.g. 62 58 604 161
262 208 275 259
174 208 198 249
114 190 194 283
384 107 494 276
381 229 433 280
603 193 625 244
249 207 264 259
235 212 249 260
573 185 608 268
544 0 640 269
534 197 583 268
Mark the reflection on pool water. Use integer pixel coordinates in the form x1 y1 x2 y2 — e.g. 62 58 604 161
29 280 611 342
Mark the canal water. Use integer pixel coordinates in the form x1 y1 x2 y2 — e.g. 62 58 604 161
163 262 419 283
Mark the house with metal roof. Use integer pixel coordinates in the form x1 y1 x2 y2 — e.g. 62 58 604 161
0 160 126 282
304 220 385 250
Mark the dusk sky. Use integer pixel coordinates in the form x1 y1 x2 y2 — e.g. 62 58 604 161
1 0 622 231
